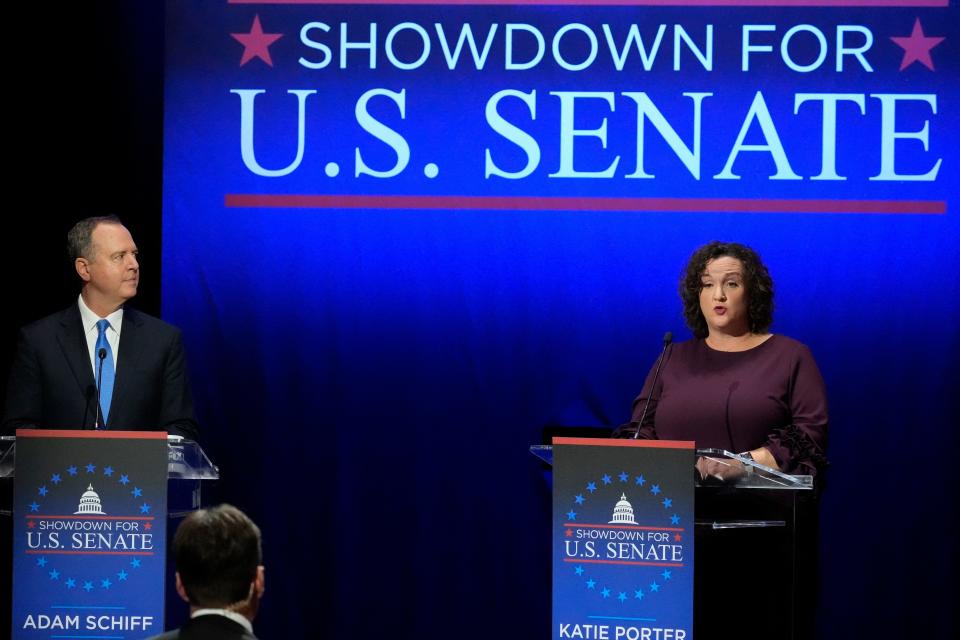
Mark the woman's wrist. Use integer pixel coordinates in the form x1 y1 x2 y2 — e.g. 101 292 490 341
749 447 780 470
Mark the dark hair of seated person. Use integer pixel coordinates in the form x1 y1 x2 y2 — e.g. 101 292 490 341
173 504 262 608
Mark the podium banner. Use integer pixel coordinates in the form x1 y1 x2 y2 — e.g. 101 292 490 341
553 438 694 640
11 431 168 640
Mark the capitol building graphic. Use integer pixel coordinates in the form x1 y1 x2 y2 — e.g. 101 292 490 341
609 493 638 525
74 484 107 515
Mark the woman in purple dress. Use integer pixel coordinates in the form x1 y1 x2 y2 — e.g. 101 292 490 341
613 241 828 478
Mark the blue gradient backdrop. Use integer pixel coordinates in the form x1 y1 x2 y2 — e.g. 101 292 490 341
163 2 958 638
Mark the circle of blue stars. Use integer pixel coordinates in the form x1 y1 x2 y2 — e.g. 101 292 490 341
566 468 682 605
28 461 152 595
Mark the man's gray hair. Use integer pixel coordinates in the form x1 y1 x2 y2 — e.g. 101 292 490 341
67 215 123 261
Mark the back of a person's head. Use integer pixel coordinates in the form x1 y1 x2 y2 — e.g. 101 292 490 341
173 504 262 608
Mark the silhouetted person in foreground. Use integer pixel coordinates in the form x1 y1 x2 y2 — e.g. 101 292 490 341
149 504 264 640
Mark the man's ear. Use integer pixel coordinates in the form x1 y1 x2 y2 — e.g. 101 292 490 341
75 258 91 282
253 565 265 598
174 572 190 604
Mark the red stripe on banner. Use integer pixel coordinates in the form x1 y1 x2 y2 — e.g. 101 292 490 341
25 550 155 556
564 558 685 567
26 516 155 521
16 429 168 440
565 523 685 532
225 194 946 215
554 437 696 449
228 0 950 7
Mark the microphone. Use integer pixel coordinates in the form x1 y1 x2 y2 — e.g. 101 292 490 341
96 348 107 429
633 331 673 439
84 384 97 429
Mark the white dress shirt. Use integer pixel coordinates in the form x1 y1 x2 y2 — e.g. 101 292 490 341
191 609 254 634
77 294 123 376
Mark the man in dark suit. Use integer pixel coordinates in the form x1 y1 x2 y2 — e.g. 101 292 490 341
149 504 265 640
1 215 198 439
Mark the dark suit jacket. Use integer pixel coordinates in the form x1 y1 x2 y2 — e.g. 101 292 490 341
2 304 199 440
148 614 257 640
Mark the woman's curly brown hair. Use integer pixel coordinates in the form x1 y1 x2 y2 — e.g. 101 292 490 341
679 241 774 338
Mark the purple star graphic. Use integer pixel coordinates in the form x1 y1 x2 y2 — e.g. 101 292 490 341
891 19 944 71
231 15 284 67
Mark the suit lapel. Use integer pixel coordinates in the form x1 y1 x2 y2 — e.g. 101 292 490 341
55 305 97 410
109 308 144 426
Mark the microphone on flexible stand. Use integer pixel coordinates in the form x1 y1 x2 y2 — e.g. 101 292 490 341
633 331 673 439
96 348 107 429
84 385 96 429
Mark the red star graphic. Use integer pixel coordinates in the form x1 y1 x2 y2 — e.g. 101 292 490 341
891 18 944 71
565 529 573 537
231 15 283 68
27 520 36 529
674 533 682 542
144 522 152 531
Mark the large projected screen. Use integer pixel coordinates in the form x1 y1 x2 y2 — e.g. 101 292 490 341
163 1 957 638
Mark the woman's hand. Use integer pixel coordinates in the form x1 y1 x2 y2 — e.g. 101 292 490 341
696 456 746 481
696 447 780 481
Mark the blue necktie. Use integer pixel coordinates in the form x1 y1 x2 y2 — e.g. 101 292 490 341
95 319 115 428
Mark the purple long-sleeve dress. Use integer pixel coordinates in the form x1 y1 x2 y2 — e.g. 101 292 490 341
613 335 828 475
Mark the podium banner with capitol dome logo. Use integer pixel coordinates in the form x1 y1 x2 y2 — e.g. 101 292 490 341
11 430 168 640
553 438 694 640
